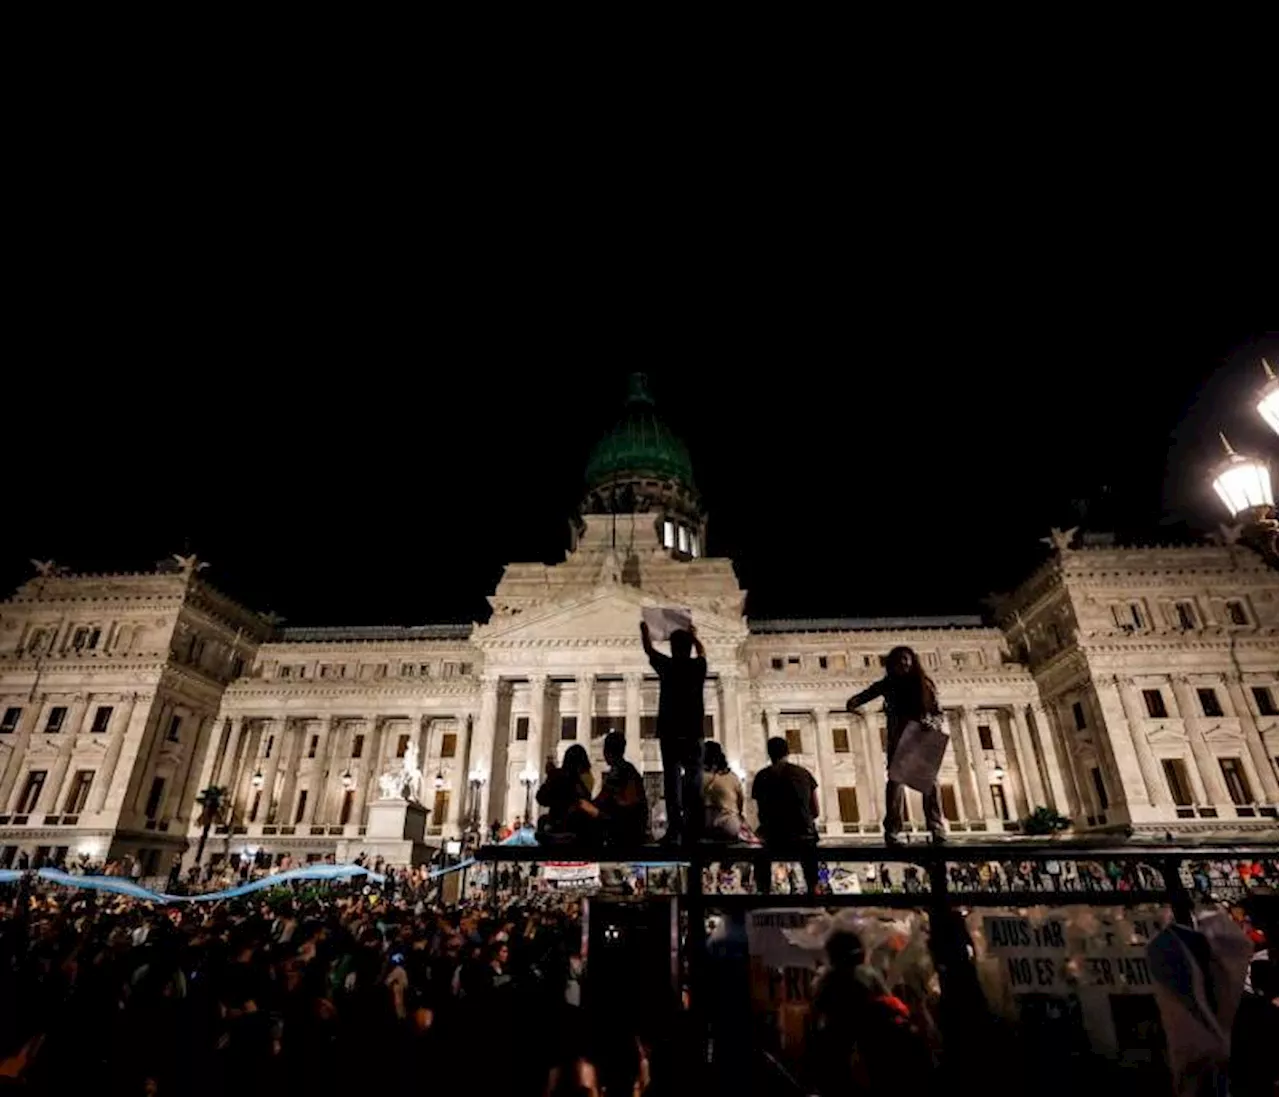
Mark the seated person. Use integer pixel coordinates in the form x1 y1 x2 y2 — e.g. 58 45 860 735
702 741 744 841
535 745 598 843
594 731 649 846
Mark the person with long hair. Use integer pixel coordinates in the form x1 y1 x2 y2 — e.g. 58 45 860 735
536 744 599 843
701 741 744 841
845 646 947 846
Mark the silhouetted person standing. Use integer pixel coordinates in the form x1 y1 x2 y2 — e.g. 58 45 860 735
641 619 706 844
846 645 947 846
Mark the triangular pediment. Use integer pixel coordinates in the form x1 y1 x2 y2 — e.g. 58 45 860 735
473 586 745 646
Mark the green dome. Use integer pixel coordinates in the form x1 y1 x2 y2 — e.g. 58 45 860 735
584 373 695 490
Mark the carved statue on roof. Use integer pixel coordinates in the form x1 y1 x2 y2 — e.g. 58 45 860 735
1040 526 1079 553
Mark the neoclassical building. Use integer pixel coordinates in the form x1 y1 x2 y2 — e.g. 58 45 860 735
0 377 1275 872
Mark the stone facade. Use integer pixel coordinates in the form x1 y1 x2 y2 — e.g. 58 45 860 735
0 378 1275 871
0 523 1273 872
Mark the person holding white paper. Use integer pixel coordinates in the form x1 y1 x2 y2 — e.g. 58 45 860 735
640 617 706 844
845 646 947 847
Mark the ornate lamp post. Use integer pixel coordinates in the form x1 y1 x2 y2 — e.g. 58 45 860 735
1212 434 1277 566
467 767 487 831
340 770 356 791
250 770 264 790
519 766 538 823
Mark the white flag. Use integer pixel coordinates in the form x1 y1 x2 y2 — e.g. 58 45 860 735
642 606 693 641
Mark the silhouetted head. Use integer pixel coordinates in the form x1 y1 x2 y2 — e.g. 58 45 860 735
603 731 627 764
886 646 916 677
703 740 728 774
825 928 865 970
563 744 590 774
885 645 938 711
767 736 789 764
670 629 694 659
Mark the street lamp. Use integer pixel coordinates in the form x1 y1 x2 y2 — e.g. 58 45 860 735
519 765 538 822
433 771 446 792
468 766 487 829
341 770 356 791
728 759 747 782
991 765 1006 782
1211 434 1277 566
1257 359 1280 434
250 770 264 790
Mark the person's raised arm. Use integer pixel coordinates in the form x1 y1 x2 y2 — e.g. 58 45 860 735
689 624 705 659
640 620 656 657
845 677 888 714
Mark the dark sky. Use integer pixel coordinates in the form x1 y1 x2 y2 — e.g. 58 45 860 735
5 293 1274 624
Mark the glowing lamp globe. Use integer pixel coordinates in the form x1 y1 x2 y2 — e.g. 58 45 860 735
1211 436 1274 519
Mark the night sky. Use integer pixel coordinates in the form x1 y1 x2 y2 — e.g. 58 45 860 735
8 34 1275 629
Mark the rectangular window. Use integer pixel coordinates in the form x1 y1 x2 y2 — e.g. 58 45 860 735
440 732 457 758
1162 758 1193 807
1142 690 1168 718
279 665 292 679
786 657 800 671
1175 602 1198 629
515 716 530 741
1252 686 1279 716
770 658 783 671
319 664 331 678
458 663 473 676
339 789 355 826
991 783 1010 821
166 715 182 742
264 735 274 759
90 706 113 734
294 790 308 824
818 656 829 670
307 735 319 759
1219 758 1252 805
560 716 578 741
1072 702 1087 730
0 707 20 733
640 716 659 740
662 520 675 548
1225 600 1249 626
1090 767 1109 811
63 770 94 814
17 771 46 814
400 664 415 677
703 714 715 739
1197 688 1224 718
44 707 67 734
784 728 803 754
374 664 388 679
419 664 431 677
831 726 850 753
396 734 410 758
940 784 960 822
591 715 625 740
432 790 450 825
836 787 860 823
250 790 262 822
677 526 689 553
1129 603 1145 629
977 724 994 750
144 777 165 820
1111 604 1128 628
351 734 365 759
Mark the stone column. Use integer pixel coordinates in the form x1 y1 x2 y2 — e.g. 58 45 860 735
857 712 882 822
103 696 159 815
1087 683 1152 814
576 675 592 746
720 672 743 770
278 719 308 826
528 676 548 772
86 694 137 814
945 708 981 820
1010 705 1045 807
186 712 227 816
0 703 42 811
624 673 641 762
997 709 1032 818
230 722 264 823
173 715 217 828
1033 701 1076 816
961 707 998 821
473 677 501 826
37 747 74 815
1225 677 1280 802
1169 676 1232 809
132 700 173 814
813 709 836 835
217 717 246 788
448 713 473 832
308 718 342 824
1116 678 1173 808
257 718 287 822
350 719 376 827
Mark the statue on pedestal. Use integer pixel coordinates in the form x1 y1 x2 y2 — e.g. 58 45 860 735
377 739 423 802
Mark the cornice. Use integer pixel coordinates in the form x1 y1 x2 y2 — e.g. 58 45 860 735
224 680 481 701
